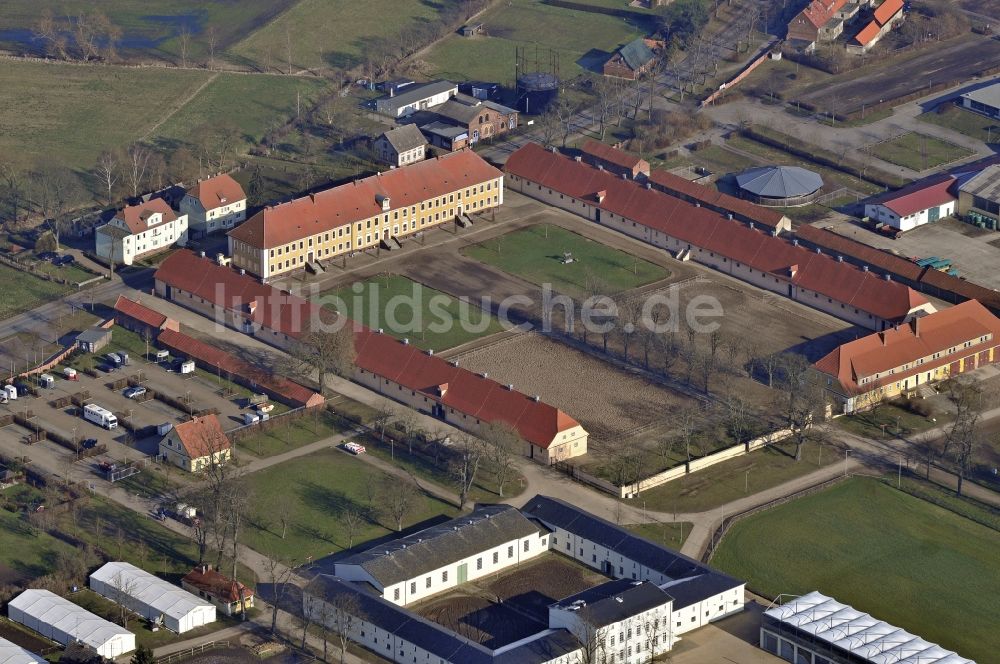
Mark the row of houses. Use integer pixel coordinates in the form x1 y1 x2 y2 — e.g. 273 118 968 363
504 142 934 331
304 496 744 664
96 174 246 266
787 0 904 54
151 250 587 463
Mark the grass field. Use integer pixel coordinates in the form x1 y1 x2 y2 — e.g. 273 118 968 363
870 132 975 171
834 401 945 439
229 0 442 72
633 440 845 514
244 448 458 561
918 104 1000 144
322 274 505 351
0 263 71 321
0 1 295 62
0 491 77 583
235 409 343 457
462 224 669 298
712 478 999 661
425 0 651 84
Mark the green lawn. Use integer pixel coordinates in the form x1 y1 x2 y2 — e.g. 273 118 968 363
918 104 1000 144
0 498 78 583
688 145 760 175
834 402 944 439
462 224 670 298
712 478 999 662
321 274 504 352
0 263 71 322
870 132 975 171
244 448 458 561
31 261 99 285
625 521 691 551
425 0 651 84
229 0 443 72
0 1 295 63
633 441 845 514
235 409 344 457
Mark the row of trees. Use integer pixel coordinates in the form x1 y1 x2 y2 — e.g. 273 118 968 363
35 9 122 62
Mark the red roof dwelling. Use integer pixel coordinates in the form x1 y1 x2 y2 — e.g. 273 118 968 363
113 295 180 337
182 174 248 237
182 565 254 616
850 0 905 51
227 150 503 280
187 174 246 212
874 0 904 25
580 140 650 179
118 199 178 234
795 225 1000 314
863 175 957 231
815 300 1000 413
506 143 933 330
353 328 588 464
787 0 850 46
159 413 233 472
647 169 790 232
157 328 325 409
154 250 327 348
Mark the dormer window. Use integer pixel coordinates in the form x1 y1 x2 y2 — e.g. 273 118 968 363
377 194 391 211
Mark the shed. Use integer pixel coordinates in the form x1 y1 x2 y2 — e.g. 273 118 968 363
90 562 216 634
182 564 255 616
75 327 112 353
0 637 46 664
460 22 483 37
7 589 135 659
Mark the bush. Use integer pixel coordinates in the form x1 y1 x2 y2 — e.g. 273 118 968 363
35 231 58 254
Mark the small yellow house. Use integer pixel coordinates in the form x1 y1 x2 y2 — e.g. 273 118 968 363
160 414 232 472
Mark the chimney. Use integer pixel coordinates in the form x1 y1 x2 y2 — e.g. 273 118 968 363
199 563 210 574
532 395 540 402
788 264 798 278
550 147 558 154
481 372 489 379
239 268 246 276
727 213 733 220
199 250 206 258
837 255 844 262
402 338 409 345
377 328 384 334
862 265 869 272
596 190 607 204
815 247 822 254
597 164 604 171
426 349 434 356
792 238 799 246
884 273 892 281
879 331 887 346
574 155 582 162
695 202 701 207
506 383 514 390
621 172 628 180
911 316 921 337
645 182 652 190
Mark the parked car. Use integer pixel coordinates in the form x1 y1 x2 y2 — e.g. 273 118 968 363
55 255 75 266
37 251 57 262
342 442 366 455
81 438 98 449
123 386 146 399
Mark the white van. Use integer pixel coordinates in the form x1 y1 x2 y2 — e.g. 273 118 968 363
83 403 118 429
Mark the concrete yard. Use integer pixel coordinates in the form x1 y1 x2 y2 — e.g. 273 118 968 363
818 216 1000 290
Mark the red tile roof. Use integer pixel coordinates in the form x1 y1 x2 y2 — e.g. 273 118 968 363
815 300 1000 392
874 0 904 25
187 174 246 211
869 175 956 218
228 150 502 250
353 328 581 448
647 169 786 230
506 143 928 321
117 198 177 234
182 566 254 604
799 0 849 28
114 295 170 330
157 328 324 408
154 250 325 339
852 20 881 47
171 414 232 459
580 140 649 174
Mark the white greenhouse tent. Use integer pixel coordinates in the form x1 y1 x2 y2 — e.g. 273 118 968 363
0 637 47 664
89 562 216 634
7 589 135 659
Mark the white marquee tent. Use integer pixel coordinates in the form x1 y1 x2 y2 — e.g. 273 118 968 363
90 562 216 634
0 637 47 664
7 590 135 659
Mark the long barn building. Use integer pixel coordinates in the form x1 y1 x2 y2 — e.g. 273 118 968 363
228 150 503 281
505 143 934 330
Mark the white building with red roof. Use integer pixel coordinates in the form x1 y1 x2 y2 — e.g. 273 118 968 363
864 174 957 231
95 198 189 265
159 413 232 472
506 142 934 331
227 150 503 281
182 564 254 616
180 173 247 237
814 299 1000 413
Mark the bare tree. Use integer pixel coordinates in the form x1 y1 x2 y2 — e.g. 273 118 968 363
34 9 69 59
942 383 984 496
108 572 140 628
31 162 81 247
124 144 152 198
263 551 297 634
309 588 363 664
342 507 364 549
380 475 417 531
205 26 218 69
480 421 520 498
451 435 484 509
294 322 357 395
95 150 121 206
275 492 294 540
178 25 191 67
777 354 827 461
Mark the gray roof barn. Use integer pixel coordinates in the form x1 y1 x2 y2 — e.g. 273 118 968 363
959 164 1000 201
553 579 670 627
735 165 823 199
617 38 655 71
960 82 1000 111
376 80 457 116
433 94 517 125
335 504 541 588
379 124 428 153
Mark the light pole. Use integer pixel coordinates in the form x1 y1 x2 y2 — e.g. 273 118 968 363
898 454 903 489
844 449 850 477
744 469 750 493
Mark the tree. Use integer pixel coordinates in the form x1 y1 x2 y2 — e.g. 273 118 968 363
124 144 152 198
263 551 297 634
275 492 294 539
294 322 357 395
451 435 484 509
34 231 58 255
777 353 827 461
178 26 191 67
311 588 363 664
205 25 218 69
130 645 154 664
1 162 27 226
342 507 363 549
379 475 417 531
480 421 520 498
108 571 139 628
34 9 69 60
942 383 983 496
32 163 82 246
95 150 121 206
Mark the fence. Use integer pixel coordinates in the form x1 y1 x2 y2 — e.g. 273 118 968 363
155 641 232 664
569 427 798 499
702 41 778 106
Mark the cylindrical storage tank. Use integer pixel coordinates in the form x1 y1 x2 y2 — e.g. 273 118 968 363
517 72 559 115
